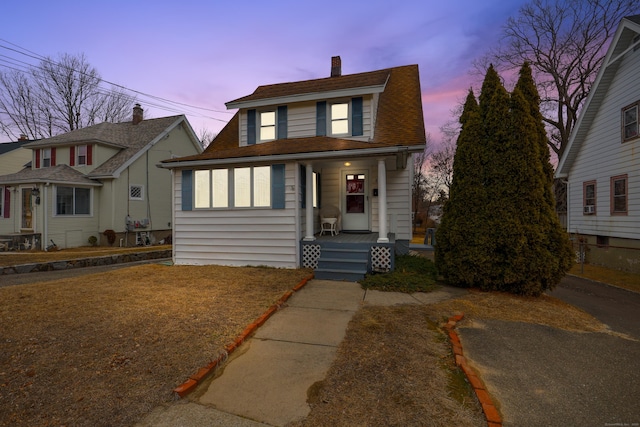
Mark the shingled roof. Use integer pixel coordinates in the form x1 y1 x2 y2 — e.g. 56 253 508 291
163 64 425 165
0 164 101 186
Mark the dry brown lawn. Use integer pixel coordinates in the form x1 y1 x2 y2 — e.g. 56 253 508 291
0 263 311 427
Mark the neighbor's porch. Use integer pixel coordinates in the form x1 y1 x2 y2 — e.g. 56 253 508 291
301 232 396 281
0 233 41 251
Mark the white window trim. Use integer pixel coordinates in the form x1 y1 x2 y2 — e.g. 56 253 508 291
330 100 351 136
129 184 144 201
42 148 51 168
77 144 88 166
194 166 271 209
259 110 276 142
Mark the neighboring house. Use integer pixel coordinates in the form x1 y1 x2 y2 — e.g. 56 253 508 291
161 57 426 280
0 137 32 174
555 15 640 273
0 104 202 250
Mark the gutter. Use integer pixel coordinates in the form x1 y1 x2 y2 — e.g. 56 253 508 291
157 145 424 169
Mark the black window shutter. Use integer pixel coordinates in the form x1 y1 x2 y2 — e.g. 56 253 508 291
277 106 287 139
247 109 256 145
352 97 363 136
316 101 326 136
300 165 307 209
272 164 286 209
3 187 10 218
181 170 193 211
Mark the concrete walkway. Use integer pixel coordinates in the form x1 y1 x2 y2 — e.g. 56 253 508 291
136 279 466 427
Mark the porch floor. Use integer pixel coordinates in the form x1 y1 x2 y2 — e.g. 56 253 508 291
313 232 396 244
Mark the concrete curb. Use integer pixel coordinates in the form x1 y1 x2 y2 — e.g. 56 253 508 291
444 313 503 427
173 274 314 398
0 249 172 275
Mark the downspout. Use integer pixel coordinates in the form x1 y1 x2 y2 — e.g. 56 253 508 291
562 179 569 233
43 183 49 250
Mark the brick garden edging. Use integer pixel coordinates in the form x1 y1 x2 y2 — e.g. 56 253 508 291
173 274 314 398
445 313 503 427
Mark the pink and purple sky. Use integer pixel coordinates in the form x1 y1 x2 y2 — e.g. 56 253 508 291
2 0 529 145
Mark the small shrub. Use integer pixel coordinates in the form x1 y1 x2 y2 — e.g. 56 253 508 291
103 229 116 246
360 254 439 293
88 236 98 246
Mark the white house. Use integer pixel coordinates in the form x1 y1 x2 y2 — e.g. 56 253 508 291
161 57 427 280
0 105 202 250
0 138 32 174
555 15 640 272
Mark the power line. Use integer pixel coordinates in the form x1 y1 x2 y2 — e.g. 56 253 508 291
0 38 233 124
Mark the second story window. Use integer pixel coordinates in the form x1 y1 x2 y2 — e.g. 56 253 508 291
260 111 276 141
42 148 52 168
622 102 639 142
77 145 87 165
331 103 349 135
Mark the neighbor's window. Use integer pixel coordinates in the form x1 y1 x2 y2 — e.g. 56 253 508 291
583 181 596 215
0 186 3 218
623 102 639 142
611 175 628 215
42 148 52 168
77 145 88 165
331 102 349 135
260 111 276 141
129 185 143 201
56 186 90 215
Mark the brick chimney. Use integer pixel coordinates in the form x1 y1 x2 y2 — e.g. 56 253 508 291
331 56 342 77
132 103 144 125
18 134 28 141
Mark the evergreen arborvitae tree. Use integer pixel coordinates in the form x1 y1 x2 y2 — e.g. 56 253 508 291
436 90 490 286
437 64 573 296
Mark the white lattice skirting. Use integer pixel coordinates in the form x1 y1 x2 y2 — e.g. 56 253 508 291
371 246 392 272
302 244 322 269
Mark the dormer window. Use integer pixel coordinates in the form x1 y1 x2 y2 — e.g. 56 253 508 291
331 103 349 135
247 106 287 145
260 111 276 141
317 97 363 137
70 144 92 166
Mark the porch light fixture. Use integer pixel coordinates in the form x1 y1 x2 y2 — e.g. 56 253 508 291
344 162 351 167
32 187 40 197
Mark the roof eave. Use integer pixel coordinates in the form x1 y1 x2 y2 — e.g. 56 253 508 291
158 144 425 169
225 83 387 110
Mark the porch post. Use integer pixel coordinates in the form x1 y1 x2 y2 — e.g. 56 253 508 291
377 158 389 243
303 162 315 241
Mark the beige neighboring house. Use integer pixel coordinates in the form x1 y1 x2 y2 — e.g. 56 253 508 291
0 138 32 174
0 105 202 250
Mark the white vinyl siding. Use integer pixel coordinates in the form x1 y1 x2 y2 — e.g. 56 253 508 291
239 96 373 145
567 42 640 239
173 167 298 268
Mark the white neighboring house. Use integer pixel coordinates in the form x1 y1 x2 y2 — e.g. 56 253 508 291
0 105 202 250
555 15 640 273
161 57 427 280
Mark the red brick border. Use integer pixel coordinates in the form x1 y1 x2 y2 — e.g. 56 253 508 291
173 273 314 398
444 313 503 427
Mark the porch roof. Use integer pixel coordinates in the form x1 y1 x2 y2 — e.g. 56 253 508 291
0 164 102 186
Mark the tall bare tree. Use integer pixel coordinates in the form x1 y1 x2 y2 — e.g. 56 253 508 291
0 53 133 140
477 0 640 160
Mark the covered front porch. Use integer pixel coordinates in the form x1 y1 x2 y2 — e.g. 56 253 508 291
0 233 41 251
301 232 397 281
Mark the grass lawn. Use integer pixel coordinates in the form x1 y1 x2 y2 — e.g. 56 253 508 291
0 263 311 427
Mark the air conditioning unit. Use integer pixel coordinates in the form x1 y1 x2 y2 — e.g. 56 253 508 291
583 205 595 214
